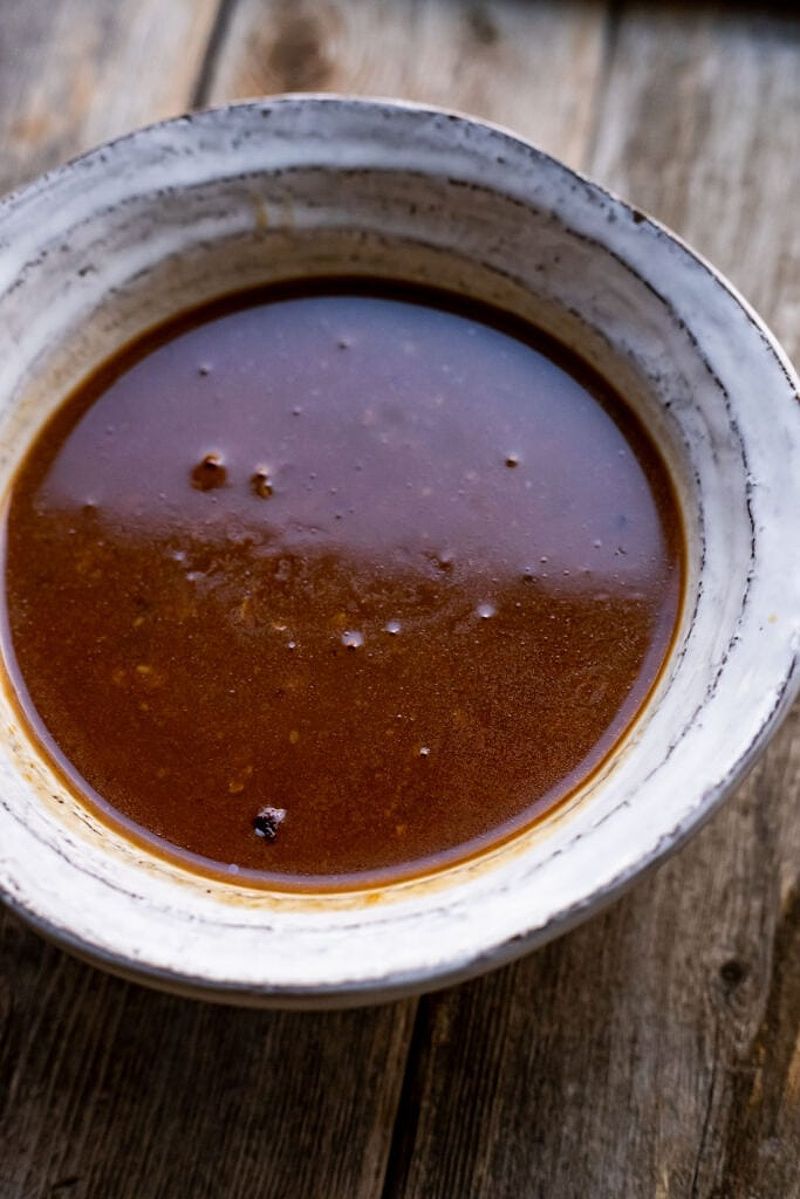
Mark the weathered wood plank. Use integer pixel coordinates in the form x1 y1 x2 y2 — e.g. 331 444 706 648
383 6 800 1198
0 0 221 195
205 0 609 168
590 2 800 363
0 911 415 1198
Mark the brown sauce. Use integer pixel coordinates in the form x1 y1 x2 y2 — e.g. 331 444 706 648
2 280 683 888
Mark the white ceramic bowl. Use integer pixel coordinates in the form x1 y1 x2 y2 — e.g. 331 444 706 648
0 97 798 1007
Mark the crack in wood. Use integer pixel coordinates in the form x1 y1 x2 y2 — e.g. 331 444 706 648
190 0 241 109
714 882 800 1196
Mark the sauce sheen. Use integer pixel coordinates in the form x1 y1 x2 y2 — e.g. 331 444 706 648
2 281 683 888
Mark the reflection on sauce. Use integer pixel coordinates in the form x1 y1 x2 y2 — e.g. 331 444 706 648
2 281 683 889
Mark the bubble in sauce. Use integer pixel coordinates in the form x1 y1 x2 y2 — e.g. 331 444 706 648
191 453 227 491
251 469 274 499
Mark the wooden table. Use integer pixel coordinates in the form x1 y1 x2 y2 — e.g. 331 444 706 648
1 3 799 1195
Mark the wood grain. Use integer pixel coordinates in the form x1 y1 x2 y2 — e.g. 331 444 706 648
0 913 414 1198
0 0 221 194
204 0 609 168
590 1 800 363
2 2 800 1198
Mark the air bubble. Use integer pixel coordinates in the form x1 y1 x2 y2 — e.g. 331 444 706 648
476 602 496 619
251 469 274 498
429 549 454 573
191 453 227 491
385 620 402 635
342 630 364 650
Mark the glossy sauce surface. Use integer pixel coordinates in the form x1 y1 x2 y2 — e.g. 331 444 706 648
3 282 682 887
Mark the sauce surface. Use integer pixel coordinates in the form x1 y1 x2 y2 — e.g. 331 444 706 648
3 281 682 888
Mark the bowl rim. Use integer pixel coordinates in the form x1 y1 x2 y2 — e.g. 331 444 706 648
1 93 798 1006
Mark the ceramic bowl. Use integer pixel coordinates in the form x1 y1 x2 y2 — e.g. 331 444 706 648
0 97 798 1008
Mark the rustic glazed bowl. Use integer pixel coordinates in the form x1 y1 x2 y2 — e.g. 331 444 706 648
0 97 798 1007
